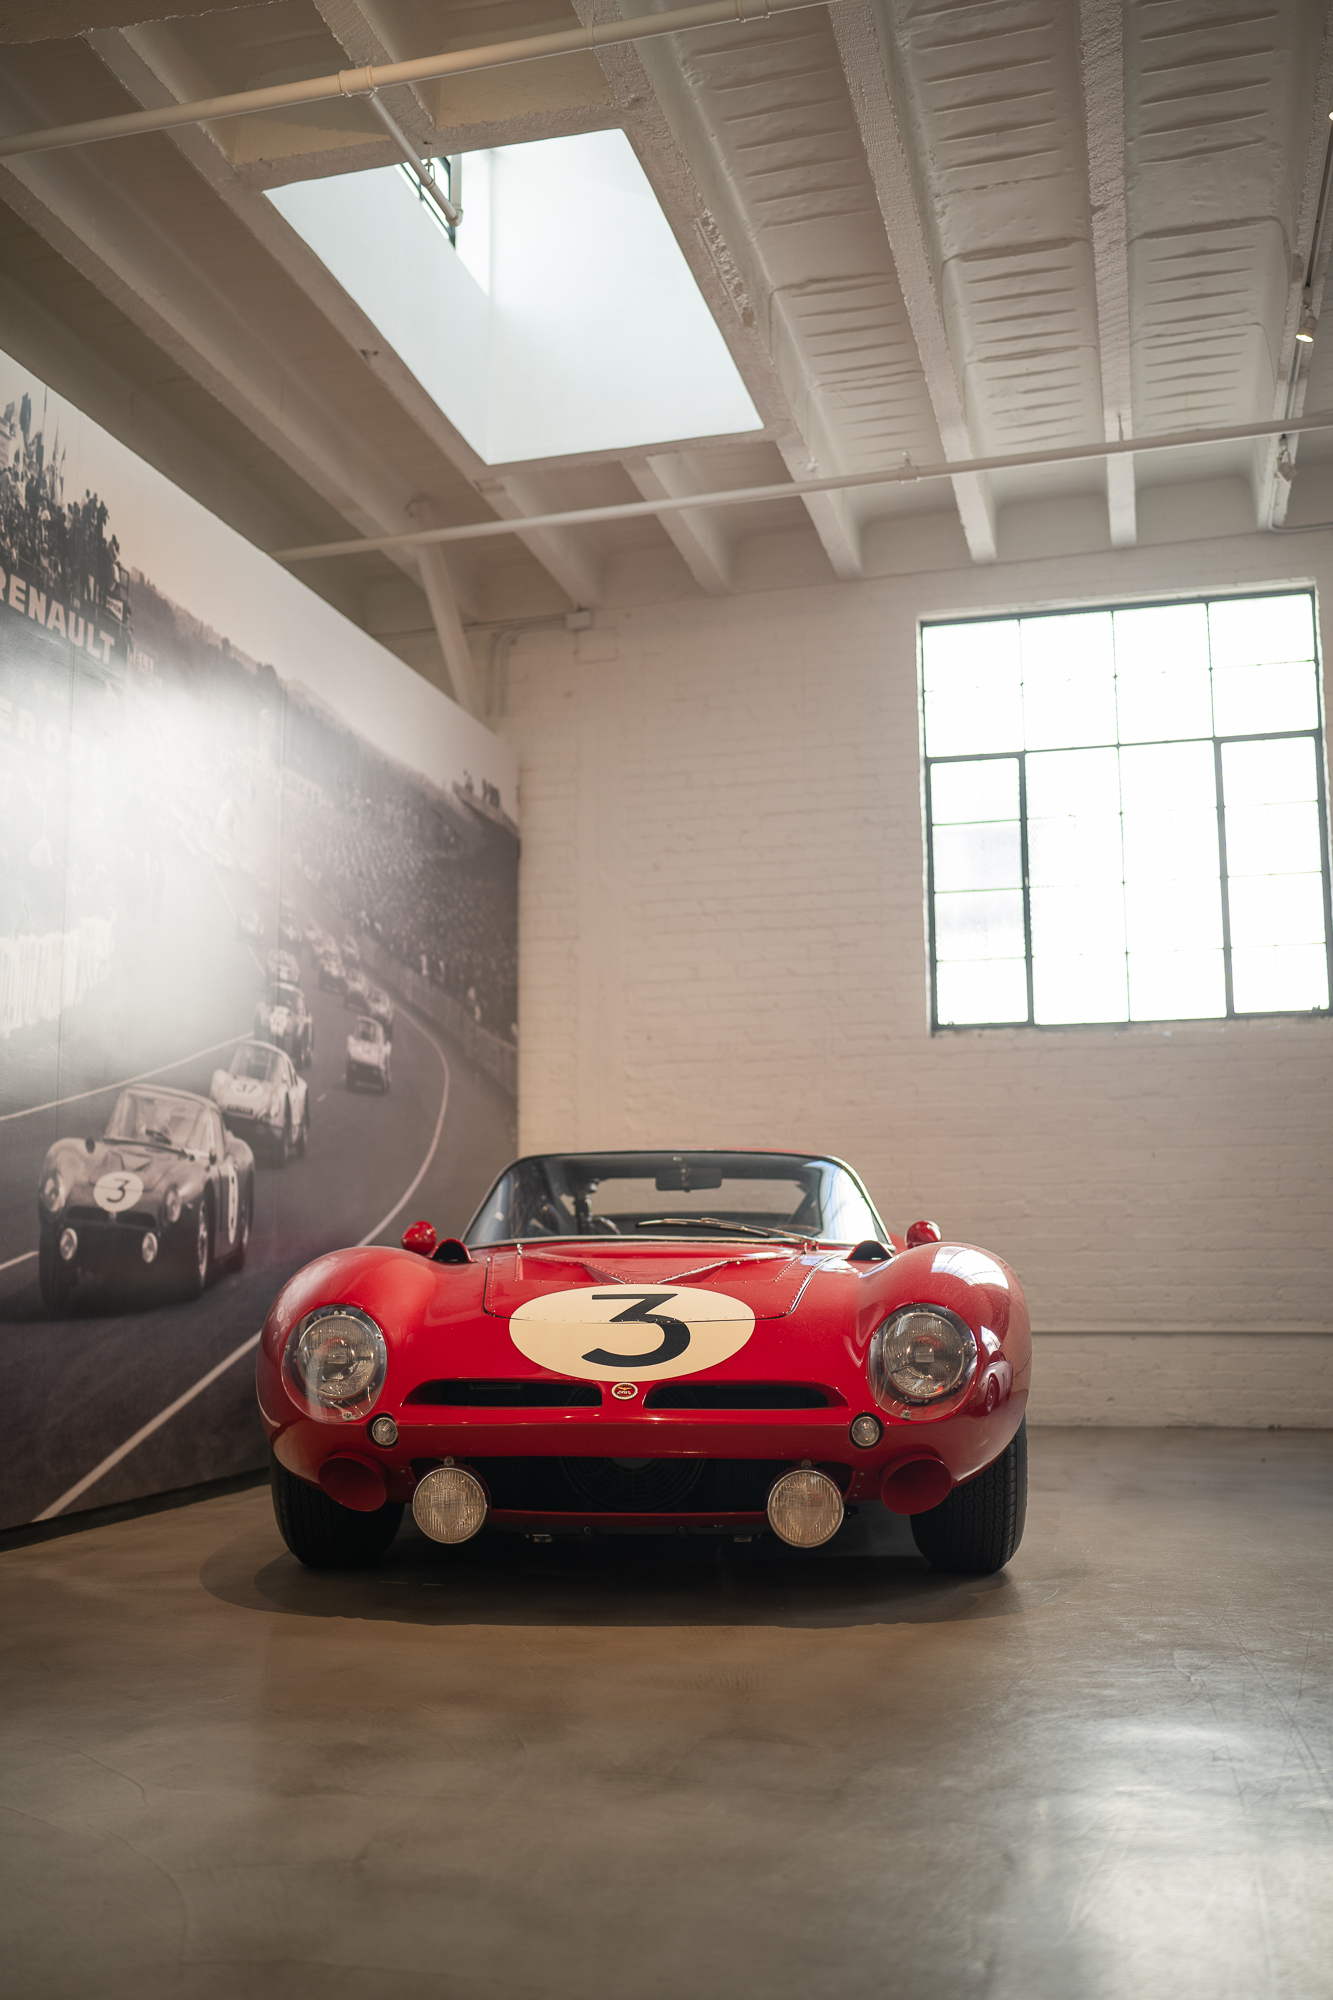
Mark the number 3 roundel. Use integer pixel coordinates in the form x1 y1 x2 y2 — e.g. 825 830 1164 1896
509 1285 755 1382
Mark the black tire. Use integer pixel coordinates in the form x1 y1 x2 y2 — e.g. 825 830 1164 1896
38 1241 74 1316
271 1455 403 1569
296 1100 308 1158
228 1186 252 1272
345 1066 355 1090
183 1197 212 1299
910 1419 1027 1575
276 1109 292 1167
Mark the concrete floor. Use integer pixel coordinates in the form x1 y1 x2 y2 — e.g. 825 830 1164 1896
2 1429 1331 2000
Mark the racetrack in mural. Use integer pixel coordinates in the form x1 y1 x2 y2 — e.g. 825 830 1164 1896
0 363 518 1530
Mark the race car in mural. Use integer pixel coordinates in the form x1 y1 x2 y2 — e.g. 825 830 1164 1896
260 1150 1030 1577
266 948 301 986
210 1038 310 1164
254 981 314 1068
38 1086 254 1314
345 1015 392 1092
366 984 395 1038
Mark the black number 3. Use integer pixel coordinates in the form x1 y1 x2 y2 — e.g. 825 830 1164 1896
583 1291 691 1368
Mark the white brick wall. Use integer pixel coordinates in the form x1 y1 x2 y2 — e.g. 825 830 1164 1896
501 528 1333 1423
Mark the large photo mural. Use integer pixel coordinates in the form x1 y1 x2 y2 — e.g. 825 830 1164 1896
0 359 519 1531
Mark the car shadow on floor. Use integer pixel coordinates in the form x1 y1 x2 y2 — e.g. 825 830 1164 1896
200 1506 1062 1629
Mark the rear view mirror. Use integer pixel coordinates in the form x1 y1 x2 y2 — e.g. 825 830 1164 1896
654 1166 723 1192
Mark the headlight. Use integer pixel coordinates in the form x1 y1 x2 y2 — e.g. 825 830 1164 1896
40 1170 66 1215
868 1307 977 1407
283 1305 387 1420
164 1187 182 1224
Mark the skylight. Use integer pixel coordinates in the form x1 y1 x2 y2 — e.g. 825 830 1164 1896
266 129 762 465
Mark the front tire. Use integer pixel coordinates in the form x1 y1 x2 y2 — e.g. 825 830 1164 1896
270 1455 403 1569
183 1198 212 1299
39 1241 74 1316
910 1419 1027 1576
228 1186 252 1272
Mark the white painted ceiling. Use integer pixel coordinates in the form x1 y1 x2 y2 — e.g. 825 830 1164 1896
1 0 1331 710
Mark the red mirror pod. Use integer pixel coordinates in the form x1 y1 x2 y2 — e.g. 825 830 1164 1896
905 1219 942 1249
401 1219 437 1257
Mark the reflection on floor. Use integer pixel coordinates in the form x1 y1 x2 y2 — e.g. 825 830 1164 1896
2 1428 1331 1999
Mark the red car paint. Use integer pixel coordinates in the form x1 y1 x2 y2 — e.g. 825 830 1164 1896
257 1225 1031 1534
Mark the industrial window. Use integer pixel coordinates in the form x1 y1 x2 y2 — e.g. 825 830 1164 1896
922 592 1332 1028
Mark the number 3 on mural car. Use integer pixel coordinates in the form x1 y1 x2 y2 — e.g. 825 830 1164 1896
508 1284 755 1381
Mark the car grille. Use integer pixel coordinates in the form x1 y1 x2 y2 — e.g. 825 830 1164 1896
642 1382 833 1410
65 1206 153 1233
403 1378 602 1408
424 1456 805 1514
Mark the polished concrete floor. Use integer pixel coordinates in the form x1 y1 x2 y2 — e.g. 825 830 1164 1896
2 1428 1331 2000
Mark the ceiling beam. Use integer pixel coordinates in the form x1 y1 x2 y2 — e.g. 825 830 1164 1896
479 472 605 610
829 0 996 564
1256 8 1333 530
1078 0 1135 549
407 501 485 716
622 453 733 594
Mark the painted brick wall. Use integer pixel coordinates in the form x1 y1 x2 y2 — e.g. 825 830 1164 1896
500 528 1333 1422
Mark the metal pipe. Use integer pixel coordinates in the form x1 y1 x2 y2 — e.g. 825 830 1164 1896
0 0 827 160
271 407 1333 562
366 93 461 228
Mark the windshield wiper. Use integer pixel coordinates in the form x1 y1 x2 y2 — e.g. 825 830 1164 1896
138 1127 189 1152
635 1216 810 1241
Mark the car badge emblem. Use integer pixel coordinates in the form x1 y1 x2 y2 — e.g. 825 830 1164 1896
611 1382 638 1400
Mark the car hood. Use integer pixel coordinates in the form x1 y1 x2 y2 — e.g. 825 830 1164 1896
482 1244 823 1322
55 1139 202 1204
347 1036 382 1058
213 1073 275 1109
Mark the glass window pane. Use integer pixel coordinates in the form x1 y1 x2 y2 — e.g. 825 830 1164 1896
1212 661 1318 736
1208 593 1315 668
1030 884 1126 957
1033 952 1128 1024
1228 873 1327 948
930 758 1018 824
934 889 1025 961
1020 612 1117 750
932 822 1022 892
936 957 1029 1025
922 621 1022 756
1113 603 1213 743
1220 736 1318 807
1224 801 1323 878
1231 945 1329 1014
1123 871 1224 953
1128 950 1226 1021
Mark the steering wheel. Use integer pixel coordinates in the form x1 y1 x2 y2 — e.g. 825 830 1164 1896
524 1200 569 1236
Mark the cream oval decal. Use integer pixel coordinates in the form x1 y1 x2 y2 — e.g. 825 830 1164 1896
509 1285 755 1382
94 1170 144 1215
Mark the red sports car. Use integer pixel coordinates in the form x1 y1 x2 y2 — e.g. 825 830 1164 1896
258 1151 1030 1576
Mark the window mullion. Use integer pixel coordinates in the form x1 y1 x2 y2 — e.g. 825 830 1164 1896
1213 734 1235 1018
1018 749 1035 1025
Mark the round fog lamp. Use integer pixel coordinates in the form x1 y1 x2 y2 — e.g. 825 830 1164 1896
140 1232 159 1265
59 1227 78 1262
413 1465 488 1544
369 1415 398 1447
850 1413 882 1449
766 1468 844 1549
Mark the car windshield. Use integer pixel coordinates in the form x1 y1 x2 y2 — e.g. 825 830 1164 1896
465 1151 885 1246
106 1089 208 1151
231 1043 278 1081
264 985 298 1008
354 1018 381 1041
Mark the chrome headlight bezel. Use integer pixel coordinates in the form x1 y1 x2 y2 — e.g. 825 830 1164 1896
40 1169 67 1215
163 1186 183 1225
283 1304 388 1421
868 1305 978 1409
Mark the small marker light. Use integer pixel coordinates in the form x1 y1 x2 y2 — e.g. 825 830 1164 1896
850 1413 882 1448
369 1415 398 1447
140 1232 158 1265
59 1227 78 1262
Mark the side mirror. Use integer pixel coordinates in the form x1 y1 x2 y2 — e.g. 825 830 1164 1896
906 1219 941 1248
401 1219 437 1257
85 1136 96 1153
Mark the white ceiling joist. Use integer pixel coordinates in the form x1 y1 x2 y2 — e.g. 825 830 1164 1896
623 455 734 595
1078 0 1135 550
830 0 996 565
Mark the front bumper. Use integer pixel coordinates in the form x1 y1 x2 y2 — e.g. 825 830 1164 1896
266 1397 1027 1526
